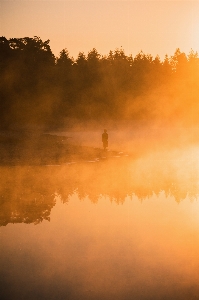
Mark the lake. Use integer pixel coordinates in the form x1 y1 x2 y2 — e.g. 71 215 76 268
1 144 199 300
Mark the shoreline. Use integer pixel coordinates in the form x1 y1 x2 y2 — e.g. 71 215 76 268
0 133 127 166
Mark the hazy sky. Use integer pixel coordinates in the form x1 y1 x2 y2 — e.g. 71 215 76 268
1 1 199 60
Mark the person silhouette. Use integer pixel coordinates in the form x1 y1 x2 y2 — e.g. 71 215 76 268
102 129 108 150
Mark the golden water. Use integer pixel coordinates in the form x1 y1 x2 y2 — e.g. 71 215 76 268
1 147 199 299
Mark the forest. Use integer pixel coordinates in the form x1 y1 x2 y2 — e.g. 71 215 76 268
0 36 199 130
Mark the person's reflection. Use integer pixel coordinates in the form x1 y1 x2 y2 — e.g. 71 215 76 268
102 129 108 150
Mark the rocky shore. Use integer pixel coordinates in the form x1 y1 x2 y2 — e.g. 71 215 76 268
0 132 127 165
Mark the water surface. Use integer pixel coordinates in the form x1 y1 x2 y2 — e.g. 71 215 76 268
1 148 199 300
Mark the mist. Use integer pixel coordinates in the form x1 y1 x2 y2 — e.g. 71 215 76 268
1 37 199 136
1 36 199 300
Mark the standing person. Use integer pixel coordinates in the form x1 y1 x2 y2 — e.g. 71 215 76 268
102 129 108 150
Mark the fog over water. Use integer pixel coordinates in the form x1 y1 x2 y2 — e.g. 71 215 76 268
1 131 199 299
1 34 199 300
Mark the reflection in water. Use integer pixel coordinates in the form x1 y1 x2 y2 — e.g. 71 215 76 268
1 149 199 299
0 148 199 227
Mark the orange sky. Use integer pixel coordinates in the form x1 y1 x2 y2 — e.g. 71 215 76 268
1 1 199 60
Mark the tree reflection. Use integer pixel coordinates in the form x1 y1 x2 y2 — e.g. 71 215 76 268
0 157 199 226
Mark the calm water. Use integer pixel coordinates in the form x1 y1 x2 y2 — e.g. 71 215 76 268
1 147 199 300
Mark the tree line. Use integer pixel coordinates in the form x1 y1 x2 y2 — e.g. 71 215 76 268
0 36 199 129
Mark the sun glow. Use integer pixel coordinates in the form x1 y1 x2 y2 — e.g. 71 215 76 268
190 11 199 54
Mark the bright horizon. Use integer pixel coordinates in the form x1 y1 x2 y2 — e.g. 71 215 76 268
1 1 199 60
